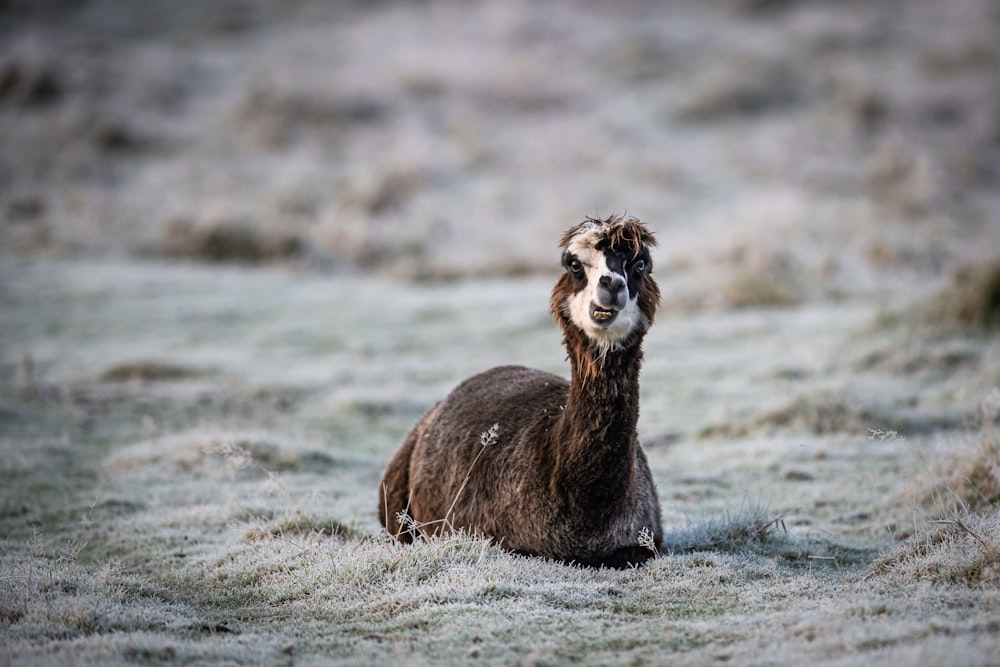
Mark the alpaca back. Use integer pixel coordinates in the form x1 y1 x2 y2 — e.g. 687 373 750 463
394 363 661 562
405 365 569 552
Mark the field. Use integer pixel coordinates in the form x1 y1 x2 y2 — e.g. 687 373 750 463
2 1 1000 665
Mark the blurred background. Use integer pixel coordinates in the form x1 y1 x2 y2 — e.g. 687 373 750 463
1 0 998 310
2 7 1000 663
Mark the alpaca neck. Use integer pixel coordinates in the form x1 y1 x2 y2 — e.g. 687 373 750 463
566 337 642 424
554 326 645 513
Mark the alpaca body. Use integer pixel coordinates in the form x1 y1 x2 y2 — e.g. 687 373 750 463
379 215 663 568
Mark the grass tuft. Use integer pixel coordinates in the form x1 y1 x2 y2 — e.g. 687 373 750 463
700 391 908 438
160 216 303 265
721 249 805 309
868 391 1000 588
922 390 1000 515
99 361 208 383
867 512 1000 587
663 500 788 555
242 513 363 542
925 258 1000 331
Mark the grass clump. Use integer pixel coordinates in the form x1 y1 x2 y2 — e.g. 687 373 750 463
242 512 362 542
867 512 1000 587
663 500 788 555
160 216 303 265
674 59 801 122
869 391 1000 588
99 361 207 383
700 391 900 438
923 390 1000 515
926 258 1000 331
0 537 194 644
720 247 806 310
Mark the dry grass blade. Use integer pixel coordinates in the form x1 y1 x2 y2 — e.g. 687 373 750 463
930 518 999 560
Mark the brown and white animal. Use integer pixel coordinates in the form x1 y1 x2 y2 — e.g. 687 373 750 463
378 215 663 568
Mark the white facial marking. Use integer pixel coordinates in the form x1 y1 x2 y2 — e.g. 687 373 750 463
564 227 647 351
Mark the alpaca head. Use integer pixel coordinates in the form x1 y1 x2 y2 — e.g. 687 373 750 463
551 215 660 353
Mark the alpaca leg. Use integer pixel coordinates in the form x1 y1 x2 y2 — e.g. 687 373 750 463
576 545 659 569
378 428 418 542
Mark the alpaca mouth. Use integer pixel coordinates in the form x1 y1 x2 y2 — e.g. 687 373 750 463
591 305 618 324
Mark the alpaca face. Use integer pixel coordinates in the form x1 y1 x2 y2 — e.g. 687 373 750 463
555 217 657 350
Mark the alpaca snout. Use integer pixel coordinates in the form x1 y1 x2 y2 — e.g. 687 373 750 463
596 274 628 310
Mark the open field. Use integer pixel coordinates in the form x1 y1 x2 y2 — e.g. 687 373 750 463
2 1 1000 664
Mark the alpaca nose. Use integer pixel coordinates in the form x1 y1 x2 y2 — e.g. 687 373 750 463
597 273 627 308
599 273 625 293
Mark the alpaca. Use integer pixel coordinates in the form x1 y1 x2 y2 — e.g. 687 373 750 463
378 215 663 568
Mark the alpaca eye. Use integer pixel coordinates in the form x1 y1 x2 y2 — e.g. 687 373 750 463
632 259 646 274
569 259 583 274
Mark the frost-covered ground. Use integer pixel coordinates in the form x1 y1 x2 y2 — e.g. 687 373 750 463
2 1 1000 665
